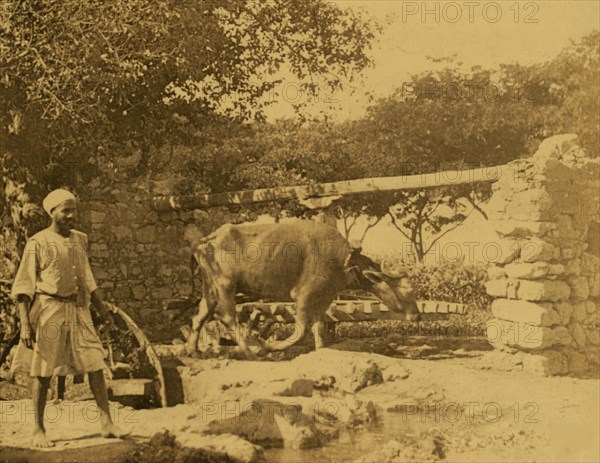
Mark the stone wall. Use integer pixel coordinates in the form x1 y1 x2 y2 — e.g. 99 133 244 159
79 183 239 341
484 135 600 376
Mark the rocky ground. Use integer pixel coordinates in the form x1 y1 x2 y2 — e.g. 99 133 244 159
1 339 599 463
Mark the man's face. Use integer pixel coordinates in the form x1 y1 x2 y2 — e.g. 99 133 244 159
51 199 77 232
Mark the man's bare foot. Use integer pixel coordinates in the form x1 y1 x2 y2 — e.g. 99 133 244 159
101 423 128 438
32 429 55 448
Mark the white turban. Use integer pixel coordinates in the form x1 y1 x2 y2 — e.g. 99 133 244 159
42 189 76 215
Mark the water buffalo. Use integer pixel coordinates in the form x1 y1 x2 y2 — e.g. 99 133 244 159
186 221 420 356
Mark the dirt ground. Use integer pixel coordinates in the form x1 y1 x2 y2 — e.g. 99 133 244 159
1 339 599 463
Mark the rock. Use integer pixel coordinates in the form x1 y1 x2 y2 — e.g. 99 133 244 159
555 302 573 325
289 350 385 393
571 302 587 322
586 329 600 345
506 189 553 221
279 379 314 398
556 215 578 240
132 285 146 300
521 350 568 376
568 276 590 300
516 280 571 302
533 134 580 160
567 350 588 375
113 284 131 300
491 220 555 238
580 252 599 276
491 299 561 326
382 363 410 381
89 210 106 224
273 414 320 449
160 264 173 277
486 319 572 349
547 264 566 275
505 262 549 280
485 279 508 298
137 225 156 243
207 399 336 449
585 300 597 314
493 239 521 264
111 225 133 241
487 265 506 280
569 322 587 348
588 275 600 297
519 238 557 263
151 286 173 300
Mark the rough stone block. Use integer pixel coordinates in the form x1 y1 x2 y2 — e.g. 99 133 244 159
555 302 573 325
482 239 520 265
556 215 578 240
490 220 555 238
505 262 549 280
588 275 599 297
521 350 568 376
519 238 557 263
491 299 561 326
570 322 586 348
132 285 146 300
136 226 156 243
533 134 580 160
568 277 590 301
486 319 572 350
485 279 507 298
487 266 506 280
571 302 588 323
586 329 599 345
280 379 314 398
517 280 571 301
585 300 597 314
151 286 173 300
89 210 106 224
506 189 553 221
113 284 131 300
567 350 588 375
547 264 565 275
563 259 581 276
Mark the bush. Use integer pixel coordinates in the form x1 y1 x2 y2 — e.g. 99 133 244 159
0 280 17 344
406 259 492 311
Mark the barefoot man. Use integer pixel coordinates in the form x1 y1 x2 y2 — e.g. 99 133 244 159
10 189 127 447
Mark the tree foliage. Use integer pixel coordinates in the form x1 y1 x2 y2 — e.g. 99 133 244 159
0 0 379 267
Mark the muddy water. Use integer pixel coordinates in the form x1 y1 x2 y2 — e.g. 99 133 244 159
264 411 429 463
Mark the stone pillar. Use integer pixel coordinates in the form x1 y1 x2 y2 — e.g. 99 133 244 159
484 134 600 376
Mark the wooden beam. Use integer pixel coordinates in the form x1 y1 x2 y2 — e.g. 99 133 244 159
151 166 503 211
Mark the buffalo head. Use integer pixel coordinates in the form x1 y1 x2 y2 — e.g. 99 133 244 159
345 249 421 321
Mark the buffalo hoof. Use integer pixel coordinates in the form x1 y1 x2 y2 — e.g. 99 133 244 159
184 343 198 356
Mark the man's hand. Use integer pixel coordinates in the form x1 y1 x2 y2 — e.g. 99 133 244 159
90 290 117 328
96 302 115 324
16 297 34 349
21 324 35 349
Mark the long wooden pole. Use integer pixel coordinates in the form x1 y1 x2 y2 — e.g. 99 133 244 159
151 166 503 211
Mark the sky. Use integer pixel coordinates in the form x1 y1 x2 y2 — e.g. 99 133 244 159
263 0 600 121
260 1 599 258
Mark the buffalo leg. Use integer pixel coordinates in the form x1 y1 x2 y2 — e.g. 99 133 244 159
264 308 309 351
215 290 255 358
186 294 215 355
312 320 326 350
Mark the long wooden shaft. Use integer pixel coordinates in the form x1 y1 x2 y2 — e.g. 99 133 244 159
151 166 502 211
